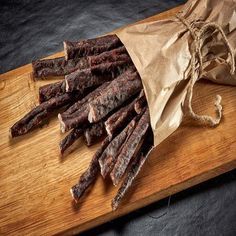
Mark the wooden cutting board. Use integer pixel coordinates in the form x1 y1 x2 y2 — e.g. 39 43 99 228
0 5 236 236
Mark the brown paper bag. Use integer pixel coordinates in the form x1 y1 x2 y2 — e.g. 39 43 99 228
116 0 236 146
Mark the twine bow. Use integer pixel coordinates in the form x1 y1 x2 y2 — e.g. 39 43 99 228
176 14 235 127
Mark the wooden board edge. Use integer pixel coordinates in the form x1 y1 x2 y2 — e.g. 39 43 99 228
60 159 236 235
0 5 183 79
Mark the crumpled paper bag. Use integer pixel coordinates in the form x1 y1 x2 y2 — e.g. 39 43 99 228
116 0 236 146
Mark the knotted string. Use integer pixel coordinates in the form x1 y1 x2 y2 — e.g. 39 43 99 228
176 14 235 127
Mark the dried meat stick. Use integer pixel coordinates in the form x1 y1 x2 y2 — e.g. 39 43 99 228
58 82 110 133
88 70 142 123
32 46 128 79
59 105 89 133
38 50 132 103
64 34 122 60
71 137 110 202
32 56 83 78
134 90 147 114
60 120 105 154
84 121 105 146
105 90 145 139
65 60 131 93
99 116 138 178
39 81 66 103
110 108 150 186
60 121 104 154
59 128 83 155
112 141 153 211
58 67 134 133
104 101 136 139
10 93 79 137
38 64 117 103
63 82 110 116
36 49 131 102
89 46 128 66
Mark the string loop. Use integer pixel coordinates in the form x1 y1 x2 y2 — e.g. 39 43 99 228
176 14 235 127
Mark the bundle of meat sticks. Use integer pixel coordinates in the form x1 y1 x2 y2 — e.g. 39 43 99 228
10 34 153 210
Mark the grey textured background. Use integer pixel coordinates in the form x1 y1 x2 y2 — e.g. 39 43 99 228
0 0 235 235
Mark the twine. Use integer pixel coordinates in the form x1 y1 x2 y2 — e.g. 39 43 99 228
176 14 235 127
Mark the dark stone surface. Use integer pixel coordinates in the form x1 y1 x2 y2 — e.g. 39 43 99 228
0 0 235 235
81 170 236 236
0 0 184 73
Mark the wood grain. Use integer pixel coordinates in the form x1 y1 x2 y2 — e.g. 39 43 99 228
0 5 236 236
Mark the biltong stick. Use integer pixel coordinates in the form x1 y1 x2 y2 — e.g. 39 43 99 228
33 46 128 79
10 93 79 137
65 61 131 93
71 137 110 202
84 121 105 146
59 105 88 133
39 81 66 103
89 46 128 66
32 56 83 78
111 143 153 211
134 90 147 114
88 70 142 123
60 121 104 154
98 117 137 178
63 82 110 116
64 34 122 60
59 128 83 154
104 101 136 139
105 90 145 139
110 109 150 186
58 82 110 133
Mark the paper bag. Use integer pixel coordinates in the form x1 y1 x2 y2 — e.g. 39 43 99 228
116 0 236 146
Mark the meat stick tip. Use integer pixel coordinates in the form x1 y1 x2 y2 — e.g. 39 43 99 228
58 113 66 133
88 104 96 123
70 188 79 203
63 41 69 61
65 76 70 92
